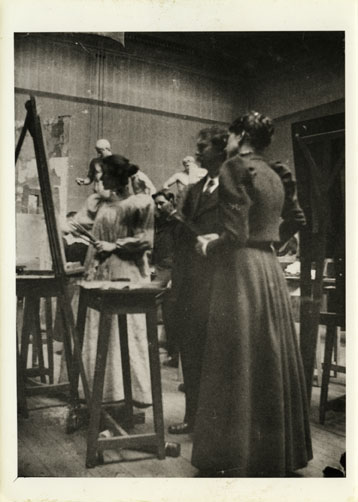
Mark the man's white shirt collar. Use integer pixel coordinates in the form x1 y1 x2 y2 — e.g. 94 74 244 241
202 176 219 193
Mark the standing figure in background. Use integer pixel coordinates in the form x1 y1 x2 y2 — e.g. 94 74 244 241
167 127 228 435
192 111 311 477
163 156 207 213
131 168 156 196
152 190 182 368
76 138 112 193
74 139 113 220
80 154 154 405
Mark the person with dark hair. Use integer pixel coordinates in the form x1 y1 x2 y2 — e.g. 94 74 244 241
167 126 228 435
152 190 181 367
192 112 312 477
228 112 306 245
152 190 178 286
79 154 155 405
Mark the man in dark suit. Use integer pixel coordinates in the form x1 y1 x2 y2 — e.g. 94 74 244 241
168 126 228 434
152 190 182 367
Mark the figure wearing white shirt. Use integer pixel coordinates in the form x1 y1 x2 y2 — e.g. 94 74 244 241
131 168 157 196
201 175 219 194
163 156 207 192
163 156 207 213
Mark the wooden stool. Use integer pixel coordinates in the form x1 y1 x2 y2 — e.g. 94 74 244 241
75 284 178 468
319 312 345 424
18 296 54 386
16 275 81 412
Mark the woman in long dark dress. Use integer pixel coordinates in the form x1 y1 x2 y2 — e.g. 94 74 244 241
192 112 312 477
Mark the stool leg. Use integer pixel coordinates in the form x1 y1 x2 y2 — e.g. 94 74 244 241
32 325 38 367
86 312 111 468
315 328 323 387
319 325 336 424
33 298 46 383
17 332 28 418
333 328 339 377
45 298 54 384
118 315 134 428
146 308 165 460
20 297 32 378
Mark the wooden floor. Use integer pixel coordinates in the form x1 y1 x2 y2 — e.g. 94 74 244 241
18 347 346 478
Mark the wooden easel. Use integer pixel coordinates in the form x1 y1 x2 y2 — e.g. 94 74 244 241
16 96 91 421
292 113 345 408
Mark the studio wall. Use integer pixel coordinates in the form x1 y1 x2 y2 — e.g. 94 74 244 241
249 61 345 172
15 33 246 212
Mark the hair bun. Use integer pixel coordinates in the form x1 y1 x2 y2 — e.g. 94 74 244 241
229 111 274 150
128 163 139 176
103 154 129 167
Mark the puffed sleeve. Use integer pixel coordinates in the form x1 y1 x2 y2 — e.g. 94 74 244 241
269 161 306 244
207 156 254 255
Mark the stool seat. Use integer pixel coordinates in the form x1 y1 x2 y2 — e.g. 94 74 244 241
74 283 177 468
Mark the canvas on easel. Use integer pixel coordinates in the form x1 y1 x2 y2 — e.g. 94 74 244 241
15 96 90 426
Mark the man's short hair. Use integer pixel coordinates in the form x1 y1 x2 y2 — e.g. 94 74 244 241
152 190 175 204
197 126 228 152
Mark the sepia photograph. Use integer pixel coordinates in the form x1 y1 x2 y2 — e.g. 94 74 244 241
1 1 357 501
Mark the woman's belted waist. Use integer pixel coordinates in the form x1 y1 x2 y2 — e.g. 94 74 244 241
246 241 275 251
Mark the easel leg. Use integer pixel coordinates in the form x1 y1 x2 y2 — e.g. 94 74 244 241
72 288 88 393
45 297 54 384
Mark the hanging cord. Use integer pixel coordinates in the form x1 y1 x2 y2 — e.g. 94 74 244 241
96 45 101 139
100 47 105 138
86 48 96 160
96 39 105 139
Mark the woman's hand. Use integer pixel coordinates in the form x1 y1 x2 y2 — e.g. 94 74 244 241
95 241 116 253
195 236 209 257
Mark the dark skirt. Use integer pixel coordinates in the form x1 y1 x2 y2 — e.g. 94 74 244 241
191 247 312 477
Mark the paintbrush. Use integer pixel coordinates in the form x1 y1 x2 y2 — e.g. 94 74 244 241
70 220 97 245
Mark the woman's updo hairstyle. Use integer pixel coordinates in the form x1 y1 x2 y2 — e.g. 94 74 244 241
102 154 139 187
229 111 274 150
